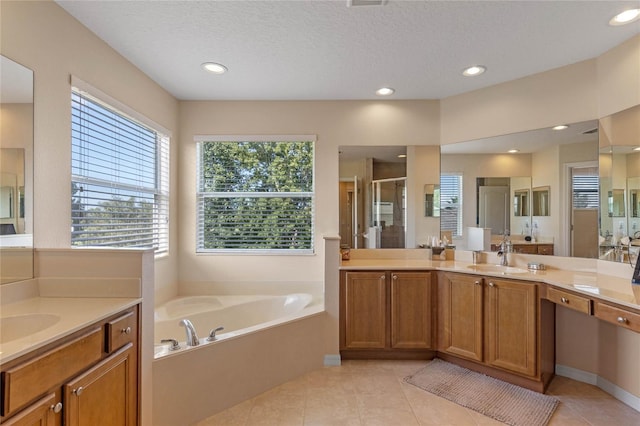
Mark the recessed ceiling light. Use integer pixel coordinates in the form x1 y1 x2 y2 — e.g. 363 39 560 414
462 65 486 77
634 147 640 152
508 149 520 154
397 154 407 158
552 125 569 131
609 9 640 26
376 87 395 96
201 62 228 74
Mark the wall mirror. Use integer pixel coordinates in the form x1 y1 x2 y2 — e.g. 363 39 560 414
514 189 530 217
338 145 407 249
532 186 550 217
441 119 599 257
598 104 640 262
608 189 625 217
0 55 34 284
424 184 440 217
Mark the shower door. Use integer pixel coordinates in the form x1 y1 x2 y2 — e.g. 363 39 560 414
371 177 406 248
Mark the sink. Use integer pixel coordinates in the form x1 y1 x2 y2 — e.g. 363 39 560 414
466 265 530 275
0 313 61 344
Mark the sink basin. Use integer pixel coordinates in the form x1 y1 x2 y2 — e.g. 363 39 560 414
466 265 529 275
0 313 61 344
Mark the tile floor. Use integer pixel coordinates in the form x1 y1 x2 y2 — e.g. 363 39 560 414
196 360 640 426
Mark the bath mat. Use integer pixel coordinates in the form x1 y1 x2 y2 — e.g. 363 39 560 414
404 359 559 426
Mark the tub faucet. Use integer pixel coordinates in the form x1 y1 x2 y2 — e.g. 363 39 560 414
179 319 200 346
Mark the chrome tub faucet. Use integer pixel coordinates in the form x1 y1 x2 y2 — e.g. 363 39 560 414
179 319 200 346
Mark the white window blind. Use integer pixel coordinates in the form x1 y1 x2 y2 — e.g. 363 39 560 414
196 138 314 253
71 88 169 253
440 173 463 237
572 167 599 209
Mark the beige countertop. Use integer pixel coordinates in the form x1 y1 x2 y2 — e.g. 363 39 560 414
0 296 141 363
340 258 640 311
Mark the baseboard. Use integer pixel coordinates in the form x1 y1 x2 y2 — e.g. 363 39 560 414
556 364 640 412
324 354 341 366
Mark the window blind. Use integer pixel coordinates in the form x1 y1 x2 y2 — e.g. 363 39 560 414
440 174 463 237
572 168 599 209
71 89 169 253
196 140 314 253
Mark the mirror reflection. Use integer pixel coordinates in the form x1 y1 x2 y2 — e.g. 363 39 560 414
532 186 550 217
0 55 34 284
338 146 407 249
442 120 598 258
598 104 640 263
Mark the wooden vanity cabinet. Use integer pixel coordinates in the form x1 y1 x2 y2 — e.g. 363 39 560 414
437 272 553 392
340 270 434 359
0 305 139 426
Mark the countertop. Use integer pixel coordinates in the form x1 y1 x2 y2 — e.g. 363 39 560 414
0 277 142 364
340 258 640 311
0 296 141 363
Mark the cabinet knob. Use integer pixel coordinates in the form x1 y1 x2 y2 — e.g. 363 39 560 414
73 386 84 396
392 274 398 280
380 275 385 280
488 282 495 287
474 280 481 286
617 316 628 324
561 297 569 304
121 326 132 334
50 402 62 413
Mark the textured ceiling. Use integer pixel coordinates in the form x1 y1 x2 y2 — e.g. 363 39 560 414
56 1 640 101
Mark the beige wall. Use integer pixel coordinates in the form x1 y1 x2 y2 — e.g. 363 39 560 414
440 59 598 145
177 100 440 284
0 0 180 300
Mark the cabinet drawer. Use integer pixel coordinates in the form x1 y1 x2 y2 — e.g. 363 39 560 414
547 288 592 314
594 302 640 333
106 309 136 353
2 328 102 416
537 245 554 255
513 245 537 254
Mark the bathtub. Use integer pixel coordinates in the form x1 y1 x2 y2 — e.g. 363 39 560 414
152 290 328 425
153 292 317 358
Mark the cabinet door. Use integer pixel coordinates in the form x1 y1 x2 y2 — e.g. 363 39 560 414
391 272 432 349
486 278 537 377
438 273 484 362
342 271 387 349
64 343 136 426
3 393 58 426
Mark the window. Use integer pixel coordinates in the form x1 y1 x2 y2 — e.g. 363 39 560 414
196 136 314 253
440 173 463 237
71 84 169 254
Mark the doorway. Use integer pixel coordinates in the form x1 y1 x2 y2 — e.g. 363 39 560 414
566 163 599 258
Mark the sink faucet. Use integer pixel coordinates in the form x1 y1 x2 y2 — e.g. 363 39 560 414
497 231 512 266
179 319 200 346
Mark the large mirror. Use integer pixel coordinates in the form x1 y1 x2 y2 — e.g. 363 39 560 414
598 104 640 263
0 55 34 284
338 146 407 249
441 120 599 258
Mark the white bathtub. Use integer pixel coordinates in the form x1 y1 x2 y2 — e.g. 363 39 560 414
153 293 316 358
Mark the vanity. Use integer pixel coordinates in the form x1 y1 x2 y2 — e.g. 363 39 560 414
339 250 640 393
0 302 140 425
0 248 150 426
